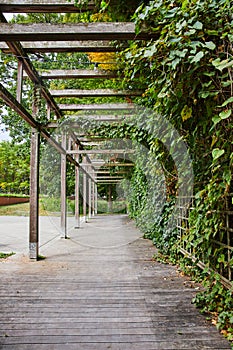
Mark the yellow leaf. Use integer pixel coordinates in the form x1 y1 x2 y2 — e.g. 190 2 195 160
181 105 192 121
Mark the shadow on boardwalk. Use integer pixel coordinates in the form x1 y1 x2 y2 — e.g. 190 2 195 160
0 215 231 350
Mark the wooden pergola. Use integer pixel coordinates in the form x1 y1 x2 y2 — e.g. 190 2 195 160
0 0 153 260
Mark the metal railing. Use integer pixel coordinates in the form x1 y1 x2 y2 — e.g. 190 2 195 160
177 195 232 289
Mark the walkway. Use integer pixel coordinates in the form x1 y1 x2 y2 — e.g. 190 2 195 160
0 215 231 350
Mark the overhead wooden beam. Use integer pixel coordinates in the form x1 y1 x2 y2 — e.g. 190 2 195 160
93 163 135 167
0 41 122 53
0 0 95 13
97 176 124 179
0 15 62 119
50 89 142 98
68 149 134 155
58 103 135 111
0 22 154 41
0 82 96 182
36 69 118 80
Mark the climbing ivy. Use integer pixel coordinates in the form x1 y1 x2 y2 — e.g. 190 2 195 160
116 0 233 340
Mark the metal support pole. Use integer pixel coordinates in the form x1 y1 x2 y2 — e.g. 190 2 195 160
61 133 67 238
75 145 80 228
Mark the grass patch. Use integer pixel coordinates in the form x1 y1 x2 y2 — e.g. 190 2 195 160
0 252 15 259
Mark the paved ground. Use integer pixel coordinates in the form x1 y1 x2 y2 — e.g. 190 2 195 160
0 215 79 255
0 214 231 349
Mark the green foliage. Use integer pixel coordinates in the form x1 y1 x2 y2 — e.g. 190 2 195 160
193 273 233 341
0 252 15 259
0 141 30 194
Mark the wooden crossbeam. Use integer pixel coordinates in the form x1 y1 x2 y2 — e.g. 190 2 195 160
50 89 141 98
0 41 122 53
0 82 97 182
93 163 134 167
34 69 118 80
58 103 135 111
0 22 154 41
97 176 124 178
0 14 62 118
68 149 134 155
0 0 95 13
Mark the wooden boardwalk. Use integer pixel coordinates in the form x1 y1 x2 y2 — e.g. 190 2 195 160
0 215 231 350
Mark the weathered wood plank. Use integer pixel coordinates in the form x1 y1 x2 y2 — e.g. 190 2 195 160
50 89 142 97
0 216 231 350
0 22 154 41
0 41 122 53
38 69 117 79
0 0 95 13
67 149 134 154
58 103 135 111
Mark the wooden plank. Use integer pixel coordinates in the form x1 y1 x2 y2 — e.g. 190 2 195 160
60 133 67 238
0 22 154 41
1 40 62 119
50 89 142 97
29 128 40 260
0 216 231 350
67 149 134 155
16 60 23 103
58 103 135 111
0 41 122 53
38 69 117 79
0 0 95 13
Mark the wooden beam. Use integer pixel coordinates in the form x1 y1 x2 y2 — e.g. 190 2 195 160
0 82 96 183
0 22 154 41
36 69 118 80
0 41 62 119
93 163 135 167
29 87 41 260
16 61 23 103
68 149 134 155
97 176 124 179
61 133 67 238
50 89 142 98
0 0 95 13
0 41 122 53
58 103 135 111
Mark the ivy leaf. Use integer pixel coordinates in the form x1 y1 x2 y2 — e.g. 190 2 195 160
212 58 233 71
219 109 232 119
223 169 232 186
218 97 233 107
190 51 204 63
205 41 216 50
181 105 192 121
212 148 225 161
192 21 203 30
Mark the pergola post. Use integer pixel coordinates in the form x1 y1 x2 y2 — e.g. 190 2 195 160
82 156 87 223
29 86 40 260
92 180 95 216
75 145 80 228
95 183 98 215
88 176 92 219
16 61 23 103
61 132 67 238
